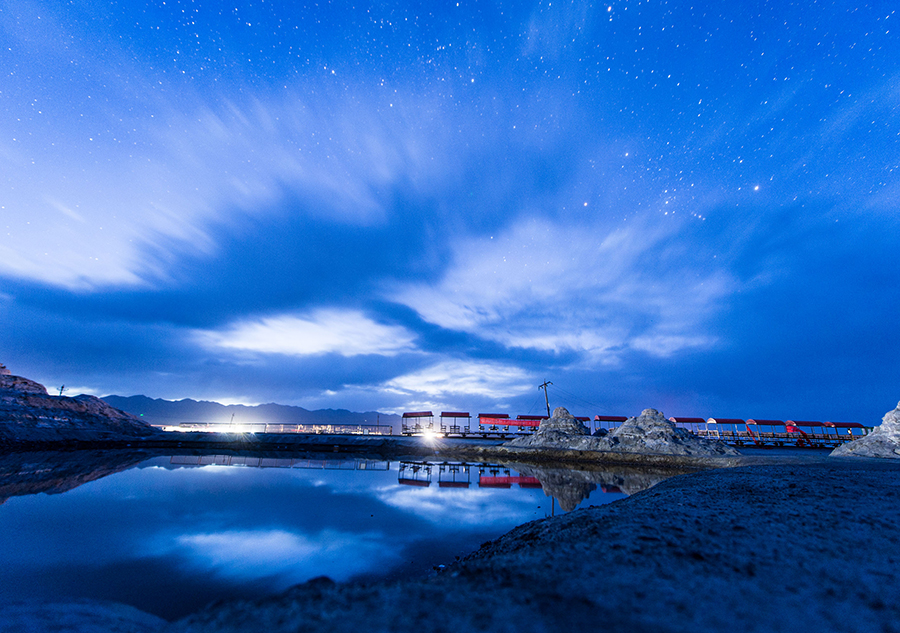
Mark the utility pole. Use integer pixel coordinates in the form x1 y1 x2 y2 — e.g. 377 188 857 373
58 385 66 396
538 380 553 417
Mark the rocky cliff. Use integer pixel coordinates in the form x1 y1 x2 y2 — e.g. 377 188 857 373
0 373 157 445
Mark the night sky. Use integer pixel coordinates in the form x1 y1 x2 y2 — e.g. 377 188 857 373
2 1 898 423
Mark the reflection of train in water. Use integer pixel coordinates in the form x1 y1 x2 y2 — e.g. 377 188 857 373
397 461 625 496
403 411 872 448
397 461 542 489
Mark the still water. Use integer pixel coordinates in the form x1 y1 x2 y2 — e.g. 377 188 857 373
0 449 653 621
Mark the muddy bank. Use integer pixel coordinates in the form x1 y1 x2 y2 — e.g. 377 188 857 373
166 457 900 633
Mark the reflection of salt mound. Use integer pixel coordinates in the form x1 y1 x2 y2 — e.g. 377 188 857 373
515 465 597 512
505 407 738 457
831 401 900 459
512 463 683 512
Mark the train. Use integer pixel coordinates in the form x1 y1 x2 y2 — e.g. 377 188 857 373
402 411 872 448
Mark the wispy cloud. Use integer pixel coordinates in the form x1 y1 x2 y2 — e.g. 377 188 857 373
0 75 456 289
195 309 418 358
391 216 732 361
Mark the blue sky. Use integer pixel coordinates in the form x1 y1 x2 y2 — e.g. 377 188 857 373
1 0 898 423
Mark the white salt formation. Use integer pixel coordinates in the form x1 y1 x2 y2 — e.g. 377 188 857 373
505 406 738 457
831 401 900 459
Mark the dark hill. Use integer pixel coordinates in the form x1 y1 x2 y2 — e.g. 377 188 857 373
103 395 400 432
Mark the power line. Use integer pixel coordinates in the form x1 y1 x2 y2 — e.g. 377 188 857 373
538 380 553 417
548 384 606 412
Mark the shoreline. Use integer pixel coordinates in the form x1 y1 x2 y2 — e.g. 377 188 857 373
0 431 827 470
1 450 898 632
167 456 900 633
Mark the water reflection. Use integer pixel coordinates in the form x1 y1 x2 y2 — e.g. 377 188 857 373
0 449 150 504
396 460 686 511
0 449 682 621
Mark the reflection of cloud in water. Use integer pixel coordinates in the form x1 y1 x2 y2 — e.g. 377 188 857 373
375 486 541 526
171 529 399 584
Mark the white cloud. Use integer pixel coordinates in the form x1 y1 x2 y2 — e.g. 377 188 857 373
383 359 533 400
172 528 398 583
195 309 418 357
375 484 544 527
391 216 732 360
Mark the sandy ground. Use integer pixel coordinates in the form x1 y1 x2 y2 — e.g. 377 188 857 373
164 455 900 633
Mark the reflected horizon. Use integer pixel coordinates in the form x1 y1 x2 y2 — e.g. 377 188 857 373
0 449 675 620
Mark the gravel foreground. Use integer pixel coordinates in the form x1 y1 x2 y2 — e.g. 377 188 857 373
164 457 900 633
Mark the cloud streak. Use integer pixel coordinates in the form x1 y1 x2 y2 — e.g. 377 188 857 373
195 309 418 358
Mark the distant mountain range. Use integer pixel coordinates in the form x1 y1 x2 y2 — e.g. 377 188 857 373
103 395 400 432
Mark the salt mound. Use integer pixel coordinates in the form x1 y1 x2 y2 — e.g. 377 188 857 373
505 406 738 457
831 401 900 459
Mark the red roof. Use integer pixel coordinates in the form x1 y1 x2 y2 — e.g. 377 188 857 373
669 417 707 424
398 478 431 487
440 411 470 418
824 421 865 428
516 415 545 420
707 418 746 424
747 419 785 425
402 411 433 418
786 420 823 427
594 415 628 422
478 413 510 419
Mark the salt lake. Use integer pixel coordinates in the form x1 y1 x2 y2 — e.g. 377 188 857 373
0 450 645 621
